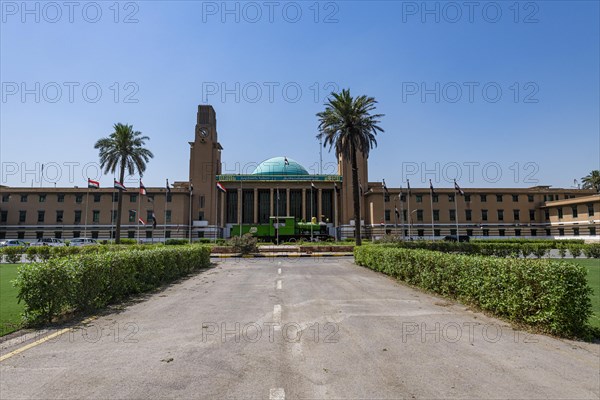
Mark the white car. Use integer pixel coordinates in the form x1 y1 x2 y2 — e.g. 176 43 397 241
31 238 66 247
69 238 99 247
0 239 29 247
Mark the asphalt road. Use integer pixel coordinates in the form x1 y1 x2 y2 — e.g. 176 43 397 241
1 257 598 399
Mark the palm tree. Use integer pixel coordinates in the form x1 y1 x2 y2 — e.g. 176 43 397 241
581 170 600 192
95 123 153 243
316 89 384 245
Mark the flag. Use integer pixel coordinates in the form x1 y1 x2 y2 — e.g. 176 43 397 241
284 157 290 166
429 179 436 196
138 217 146 226
454 180 465 196
382 179 389 195
189 183 193 194
140 180 147 196
311 182 316 189
147 196 154 203
407 179 411 196
216 182 227 193
152 213 157 229
334 182 339 193
88 178 100 189
166 179 171 194
395 207 400 219
114 180 127 191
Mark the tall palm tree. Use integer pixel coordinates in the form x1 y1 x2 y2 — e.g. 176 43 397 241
581 170 600 192
317 89 384 245
95 123 153 243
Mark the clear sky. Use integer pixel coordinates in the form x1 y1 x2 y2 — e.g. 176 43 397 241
1 1 598 190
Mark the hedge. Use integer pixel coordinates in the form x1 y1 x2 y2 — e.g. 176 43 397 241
354 246 592 337
14 246 211 323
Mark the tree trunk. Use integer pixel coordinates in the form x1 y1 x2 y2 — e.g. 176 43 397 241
114 162 126 244
351 146 362 246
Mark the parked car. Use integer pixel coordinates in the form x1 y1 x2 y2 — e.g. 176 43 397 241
31 238 66 247
443 235 470 243
69 238 99 247
0 239 29 247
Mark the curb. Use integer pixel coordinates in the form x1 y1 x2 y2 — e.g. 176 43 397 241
210 253 354 258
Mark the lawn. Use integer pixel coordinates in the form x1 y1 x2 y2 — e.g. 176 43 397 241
563 258 600 329
0 264 24 336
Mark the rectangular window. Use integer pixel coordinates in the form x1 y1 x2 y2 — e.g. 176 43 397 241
129 210 136 223
1 194 10 202
36 231 43 239
130 194 137 203
384 193 390 203
449 209 456 221
91 231 99 239
147 210 154 222
76 194 83 203
434 229 441 236
56 210 63 223
417 229 424 237
448 194 455 203
93 210 100 223
588 204 595 216
17 231 25 239
0 210 7 223
433 210 439 221
58 194 65 202
481 209 488 221
531 229 537 236
19 210 26 222
545 209 550 220
112 210 118 223
496 194 503 202
198 211 204 221
527 195 534 202
128 231 135 238
385 210 390 221
403 210 407 222
417 209 423 222
512 195 519 202
94 194 101 203
513 210 520 221
573 227 579 236
165 230 171 238
289 190 302 221
53 231 61 239
480 194 487 202
166 210 172 223
558 228 564 236
497 210 504 221
167 194 172 203
74 210 82 223
113 193 119 202
416 195 423 203
37 210 45 222
432 195 438 203
545 228 551 236
515 229 521 236
200 195 205 209
450 229 457 236
21 195 28 202
558 208 563 219
465 209 472 221
572 206 578 218
146 231 152 239
400 194 406 202
464 194 471 202
499 229 505 236
590 227 597 236
466 229 473 236
529 210 535 221
243 190 255 224
39 194 46 202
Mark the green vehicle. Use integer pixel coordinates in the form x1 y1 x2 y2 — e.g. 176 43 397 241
230 216 331 242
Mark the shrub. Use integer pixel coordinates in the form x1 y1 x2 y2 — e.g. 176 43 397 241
2 246 26 263
568 244 583 258
229 234 258 254
25 247 39 262
583 243 600 258
354 246 592 337
558 245 567 258
165 239 188 246
118 238 137 245
14 245 211 323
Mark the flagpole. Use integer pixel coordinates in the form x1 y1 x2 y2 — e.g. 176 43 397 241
382 179 386 236
84 185 89 238
429 181 435 240
310 183 314 242
333 182 338 241
164 179 168 243
276 186 279 245
399 189 405 240
455 180 460 239
214 185 218 243
111 177 116 242
189 183 193 244
137 179 141 244
239 178 242 238
406 180 411 240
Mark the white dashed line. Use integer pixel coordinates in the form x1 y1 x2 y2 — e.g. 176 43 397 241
273 305 282 330
278 268 282 275
276 280 282 290
270 388 285 400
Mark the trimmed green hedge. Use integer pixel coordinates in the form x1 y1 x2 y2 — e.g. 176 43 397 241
354 246 592 337
15 246 211 323
472 239 585 245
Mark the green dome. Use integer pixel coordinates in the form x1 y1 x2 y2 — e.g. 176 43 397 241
252 157 309 175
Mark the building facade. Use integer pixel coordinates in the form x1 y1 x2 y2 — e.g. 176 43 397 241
1 105 598 241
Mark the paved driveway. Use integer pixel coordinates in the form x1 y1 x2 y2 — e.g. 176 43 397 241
1 257 598 399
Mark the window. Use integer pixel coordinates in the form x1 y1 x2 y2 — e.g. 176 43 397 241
496 194 503 202
385 210 390 221
449 209 456 221
167 194 172 203
464 194 471 202
531 229 537 236
450 229 457 236
1 194 10 202
527 195 534 202
74 210 82 223
433 210 439 221
515 229 521 236
113 193 119 202
75 194 83 203
93 211 100 223
588 204 595 216
55 231 62 239
416 195 423 203
21 195 28 202
499 229 506 236
0 211 7 223
466 229 473 236
480 194 487 202
73 231 81 238
481 209 488 221
512 195 519 202
166 210 172 223
94 194 101 203
147 210 154 222
465 209 472 221
483 229 489 236
558 228 564 236
128 231 135 238
200 195 206 209
165 230 171 238
19 211 26 222
36 231 43 239
91 231 99 239
58 194 65 202
416 210 423 222
573 227 579 236
529 210 535 221
0 232 5 240
558 208 563 219
130 194 137 203
417 229 424 237
39 194 46 202
146 231 153 239
590 227 597 236
403 210 407 222
37 211 45 222
513 210 520 221
56 210 63 223
198 211 205 221
17 231 25 239
112 210 118 223
432 195 438 203
129 210 136 223
545 228 551 236
545 210 550 220
384 193 390 202
434 229 441 236
448 194 455 203
497 210 504 221
572 206 578 218
400 194 406 202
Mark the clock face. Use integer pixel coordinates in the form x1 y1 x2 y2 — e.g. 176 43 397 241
199 128 209 138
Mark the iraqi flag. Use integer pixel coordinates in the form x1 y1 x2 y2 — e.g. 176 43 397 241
395 207 400 219
216 182 227 193
382 179 389 195
406 179 411 196
429 179 436 196
140 180 147 196
454 180 465 196
114 180 127 191
88 178 100 189
151 213 157 229
138 217 146 226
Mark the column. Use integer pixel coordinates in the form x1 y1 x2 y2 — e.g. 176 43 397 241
253 188 258 224
302 188 307 221
317 188 322 222
237 188 242 225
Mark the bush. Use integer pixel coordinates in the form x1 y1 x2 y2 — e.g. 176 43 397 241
2 246 26 263
354 246 592 337
583 243 600 258
165 239 188 246
229 234 258 254
14 245 211 324
568 244 584 258
117 238 137 245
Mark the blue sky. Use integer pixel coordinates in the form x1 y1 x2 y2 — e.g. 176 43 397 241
1 1 598 189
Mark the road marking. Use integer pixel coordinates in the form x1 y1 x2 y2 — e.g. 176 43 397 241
276 280 282 290
269 388 285 400
273 305 282 330
278 268 281 275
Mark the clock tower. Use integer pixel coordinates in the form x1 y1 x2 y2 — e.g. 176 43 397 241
189 105 223 236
